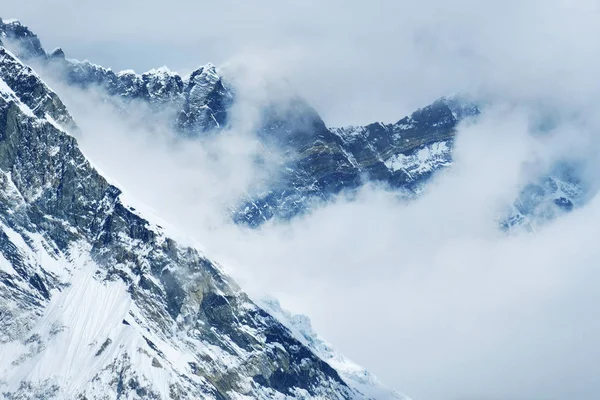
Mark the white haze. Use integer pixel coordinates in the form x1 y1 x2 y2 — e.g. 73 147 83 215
5 0 600 125
7 0 600 399
42 74 600 400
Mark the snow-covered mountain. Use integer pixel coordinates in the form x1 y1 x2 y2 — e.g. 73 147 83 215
0 20 407 400
0 15 588 399
0 17 232 135
0 18 585 231
235 97 470 226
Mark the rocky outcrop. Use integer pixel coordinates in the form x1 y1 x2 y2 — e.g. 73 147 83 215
0 18 46 59
234 98 471 226
0 19 231 134
177 64 233 134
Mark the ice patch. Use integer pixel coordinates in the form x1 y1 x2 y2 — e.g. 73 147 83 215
384 140 452 180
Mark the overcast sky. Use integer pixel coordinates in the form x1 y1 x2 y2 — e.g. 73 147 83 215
5 1 600 399
7 0 599 126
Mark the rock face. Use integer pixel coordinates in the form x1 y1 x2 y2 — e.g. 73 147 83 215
0 18 46 59
56 61 232 135
0 30 405 400
0 17 584 231
234 98 470 226
233 95 583 229
0 18 231 135
177 64 233 134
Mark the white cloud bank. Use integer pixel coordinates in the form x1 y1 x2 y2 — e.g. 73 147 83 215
5 0 600 398
46 78 600 400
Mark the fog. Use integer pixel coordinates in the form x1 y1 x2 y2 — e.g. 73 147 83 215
6 0 600 125
5 1 600 399
43 79 600 400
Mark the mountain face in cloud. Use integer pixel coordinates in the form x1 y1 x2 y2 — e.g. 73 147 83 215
1 17 584 232
1 10 599 400
0 20 406 400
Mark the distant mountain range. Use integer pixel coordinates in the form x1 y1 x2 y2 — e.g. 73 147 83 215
1 17 583 231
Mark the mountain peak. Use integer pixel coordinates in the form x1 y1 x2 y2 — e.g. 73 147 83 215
189 62 219 81
0 18 23 27
116 68 137 77
177 63 232 134
49 47 65 60
144 65 175 76
438 94 480 120
0 17 46 60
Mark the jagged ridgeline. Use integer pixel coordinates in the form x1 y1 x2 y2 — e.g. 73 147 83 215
0 17 473 227
0 18 583 231
0 19 407 400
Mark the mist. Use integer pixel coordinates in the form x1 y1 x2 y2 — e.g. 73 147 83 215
8 0 600 399
5 0 600 126
38 73 600 400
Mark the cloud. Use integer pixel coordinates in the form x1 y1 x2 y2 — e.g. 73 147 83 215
48 73 600 399
40 78 278 233
6 1 600 399
204 107 600 400
6 0 600 126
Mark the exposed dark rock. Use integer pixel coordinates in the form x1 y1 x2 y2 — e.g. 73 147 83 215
95 338 113 357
